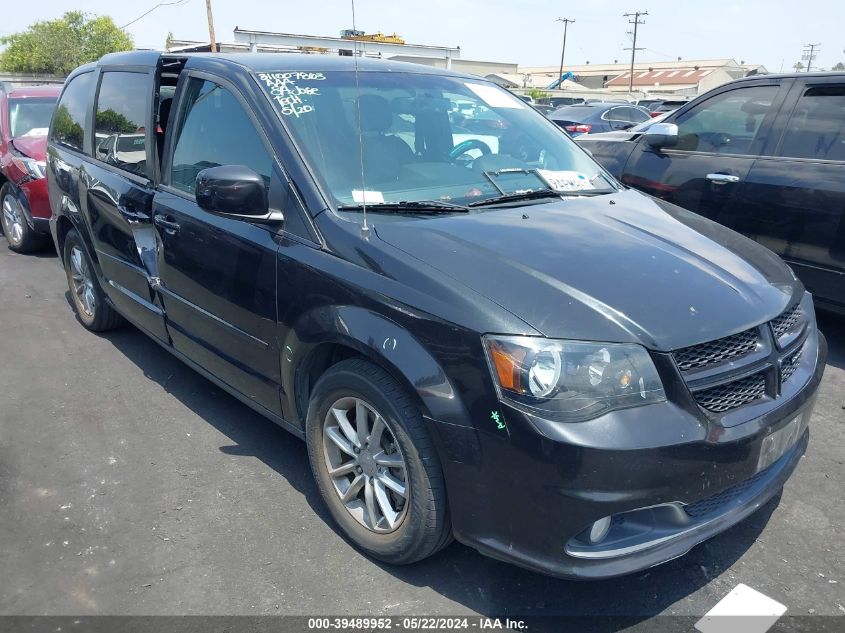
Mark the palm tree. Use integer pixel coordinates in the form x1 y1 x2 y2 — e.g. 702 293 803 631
793 61 805 72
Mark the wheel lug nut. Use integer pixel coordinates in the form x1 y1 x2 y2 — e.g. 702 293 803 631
353 446 360 454
355 466 362 474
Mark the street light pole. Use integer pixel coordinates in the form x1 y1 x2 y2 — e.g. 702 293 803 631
623 11 648 93
556 18 575 89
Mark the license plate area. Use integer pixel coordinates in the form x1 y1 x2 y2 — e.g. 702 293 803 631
757 412 806 473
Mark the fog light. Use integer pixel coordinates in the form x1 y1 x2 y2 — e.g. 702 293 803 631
586 516 612 544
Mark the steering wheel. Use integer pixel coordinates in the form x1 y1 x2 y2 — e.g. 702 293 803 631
450 139 492 162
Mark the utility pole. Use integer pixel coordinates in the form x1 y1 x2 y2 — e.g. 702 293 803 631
802 43 820 72
623 11 648 93
205 0 217 52
556 18 575 89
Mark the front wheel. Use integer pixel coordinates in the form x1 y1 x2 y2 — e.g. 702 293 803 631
0 184 45 253
306 358 452 564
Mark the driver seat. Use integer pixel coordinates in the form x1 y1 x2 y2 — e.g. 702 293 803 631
358 94 414 183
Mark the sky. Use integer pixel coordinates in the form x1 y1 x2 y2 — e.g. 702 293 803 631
4 0 845 72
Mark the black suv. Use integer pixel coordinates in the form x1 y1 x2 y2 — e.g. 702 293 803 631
578 73 845 314
47 52 826 579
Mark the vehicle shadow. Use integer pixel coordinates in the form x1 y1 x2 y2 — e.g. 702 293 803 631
94 322 783 625
0 227 57 258
817 309 845 370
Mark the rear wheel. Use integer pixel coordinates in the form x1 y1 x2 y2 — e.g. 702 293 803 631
62 229 123 332
306 358 452 564
0 184 45 253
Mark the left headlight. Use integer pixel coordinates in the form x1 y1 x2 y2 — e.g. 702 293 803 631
483 335 666 421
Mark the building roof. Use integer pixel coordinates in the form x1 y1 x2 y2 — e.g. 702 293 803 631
520 59 743 77
605 68 717 87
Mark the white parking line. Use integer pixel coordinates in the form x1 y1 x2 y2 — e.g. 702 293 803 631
695 583 787 633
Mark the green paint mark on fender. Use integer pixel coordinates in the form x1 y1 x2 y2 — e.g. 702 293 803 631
491 410 506 430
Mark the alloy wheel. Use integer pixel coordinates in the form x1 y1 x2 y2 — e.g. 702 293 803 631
322 396 409 533
69 246 96 317
2 195 24 246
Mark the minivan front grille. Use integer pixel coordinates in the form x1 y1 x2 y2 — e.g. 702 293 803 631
693 372 767 413
674 303 809 416
674 328 759 371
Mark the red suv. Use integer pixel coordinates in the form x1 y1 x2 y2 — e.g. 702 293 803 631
0 85 60 252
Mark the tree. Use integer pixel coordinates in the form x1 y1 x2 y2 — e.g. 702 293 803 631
96 109 138 134
165 32 175 52
833 62 845 71
792 61 805 72
0 11 133 75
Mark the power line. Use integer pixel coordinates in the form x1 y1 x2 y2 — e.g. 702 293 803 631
801 43 820 72
121 0 191 30
555 18 575 89
622 10 648 93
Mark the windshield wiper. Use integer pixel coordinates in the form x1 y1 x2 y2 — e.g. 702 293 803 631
467 188 562 207
337 200 469 214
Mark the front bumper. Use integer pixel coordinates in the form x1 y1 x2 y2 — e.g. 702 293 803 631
434 330 826 579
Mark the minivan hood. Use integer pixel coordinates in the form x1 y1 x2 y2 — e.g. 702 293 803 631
11 135 48 161
375 190 797 351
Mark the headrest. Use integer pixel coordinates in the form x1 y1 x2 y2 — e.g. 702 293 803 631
159 97 173 129
358 94 392 133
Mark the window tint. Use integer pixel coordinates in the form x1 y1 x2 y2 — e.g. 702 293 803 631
778 85 845 161
170 78 271 194
50 72 94 153
674 85 777 154
94 72 150 176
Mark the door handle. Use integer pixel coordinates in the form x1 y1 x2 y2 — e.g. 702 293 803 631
154 214 181 235
706 173 741 185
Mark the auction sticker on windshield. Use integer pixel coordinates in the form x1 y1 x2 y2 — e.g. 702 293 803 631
537 170 596 192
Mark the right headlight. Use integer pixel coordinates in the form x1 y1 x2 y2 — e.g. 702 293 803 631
483 335 666 422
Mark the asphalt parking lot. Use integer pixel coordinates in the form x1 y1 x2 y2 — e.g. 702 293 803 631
0 236 843 624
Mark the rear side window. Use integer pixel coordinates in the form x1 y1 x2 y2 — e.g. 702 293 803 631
674 85 777 154
778 85 845 161
94 71 150 177
169 78 272 195
50 72 94 153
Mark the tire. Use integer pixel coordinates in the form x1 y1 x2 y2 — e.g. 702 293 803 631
306 358 452 565
0 183 46 253
62 229 123 332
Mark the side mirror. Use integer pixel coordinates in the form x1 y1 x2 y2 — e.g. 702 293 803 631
195 165 281 222
644 122 679 149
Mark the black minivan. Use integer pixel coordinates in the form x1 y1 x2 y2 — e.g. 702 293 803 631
47 52 826 579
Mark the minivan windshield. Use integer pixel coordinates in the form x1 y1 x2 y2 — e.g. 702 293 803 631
256 70 618 212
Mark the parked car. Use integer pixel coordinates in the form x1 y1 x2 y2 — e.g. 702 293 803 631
576 72 845 314
546 96 585 107
531 103 555 115
549 102 651 136
48 52 825 580
644 99 690 117
0 84 60 252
